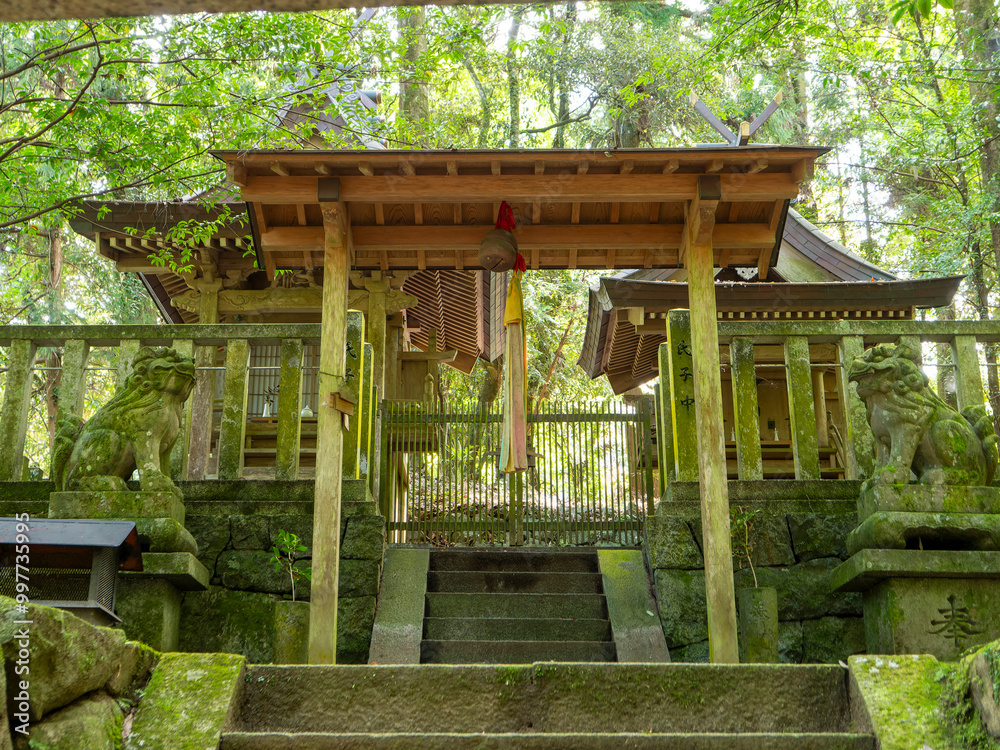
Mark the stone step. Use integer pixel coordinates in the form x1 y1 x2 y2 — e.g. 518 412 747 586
220 732 876 749
423 617 613 642
425 592 609 620
427 570 604 595
232 664 855 735
430 549 599 573
421 639 617 664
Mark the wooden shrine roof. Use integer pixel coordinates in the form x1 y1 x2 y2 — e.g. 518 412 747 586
212 146 827 277
579 273 964 394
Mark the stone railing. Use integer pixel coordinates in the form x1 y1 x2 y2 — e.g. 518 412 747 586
0 324 378 483
655 316 1000 485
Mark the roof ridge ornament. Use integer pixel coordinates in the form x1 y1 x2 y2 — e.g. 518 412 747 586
690 90 783 147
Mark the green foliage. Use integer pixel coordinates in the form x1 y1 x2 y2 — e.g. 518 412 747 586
270 530 311 602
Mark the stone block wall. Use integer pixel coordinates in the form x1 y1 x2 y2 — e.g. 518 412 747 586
646 480 865 663
0 480 387 664
180 479 386 664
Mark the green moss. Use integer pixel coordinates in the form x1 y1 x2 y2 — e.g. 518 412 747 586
941 642 1000 749
850 654 951 749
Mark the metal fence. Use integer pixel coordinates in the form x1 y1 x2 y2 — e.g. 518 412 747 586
379 399 655 547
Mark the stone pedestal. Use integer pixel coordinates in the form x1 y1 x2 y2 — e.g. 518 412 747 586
48 490 208 651
834 485 1000 660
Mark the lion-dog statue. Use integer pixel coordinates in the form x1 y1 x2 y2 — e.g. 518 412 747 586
52 346 197 497
849 339 998 486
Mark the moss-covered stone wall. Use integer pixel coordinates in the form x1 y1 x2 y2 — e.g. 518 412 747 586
180 479 385 664
647 480 865 663
0 479 386 665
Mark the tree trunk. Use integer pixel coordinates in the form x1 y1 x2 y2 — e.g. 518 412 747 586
953 0 1000 275
553 2 576 149
399 7 429 143
506 7 524 147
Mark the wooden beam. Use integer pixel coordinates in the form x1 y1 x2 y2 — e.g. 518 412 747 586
261 223 775 253
239 173 801 204
688 175 720 246
684 174 738 664
310 200 351 665
791 158 814 183
358 161 373 177
663 159 679 174
296 204 307 226
270 161 290 177
226 163 247 188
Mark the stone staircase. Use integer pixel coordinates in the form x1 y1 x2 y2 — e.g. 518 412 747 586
421 548 616 664
220 662 875 748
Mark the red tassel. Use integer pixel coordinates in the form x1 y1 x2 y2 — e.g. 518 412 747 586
495 201 516 231
513 253 527 272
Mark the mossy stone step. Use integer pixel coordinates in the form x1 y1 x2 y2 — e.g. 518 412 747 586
232 664 855 735
220 732 876 749
425 592 608 620
420 639 617 664
423 617 612 643
430 549 599 574
427 571 604 595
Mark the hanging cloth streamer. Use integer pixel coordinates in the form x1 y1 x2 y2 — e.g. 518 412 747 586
498 202 528 474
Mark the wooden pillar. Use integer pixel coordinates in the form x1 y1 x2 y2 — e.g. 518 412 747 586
685 175 738 664
275 338 304 481
813 369 829 448
50 338 90 478
117 339 141 388
0 339 37 481
837 335 873 481
360 343 375 482
666 312 698 482
386 315 403 400
730 337 763 481
653 380 673 489
217 339 250 481
310 201 350 665
170 339 195 480
364 274 389 400
187 285 220 480
952 335 986 412
343 311 365 480
784 337 821 480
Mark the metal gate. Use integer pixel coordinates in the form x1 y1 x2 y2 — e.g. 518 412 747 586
378 399 655 547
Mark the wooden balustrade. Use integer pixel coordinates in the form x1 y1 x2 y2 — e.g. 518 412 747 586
0 324 343 483
654 319 1000 487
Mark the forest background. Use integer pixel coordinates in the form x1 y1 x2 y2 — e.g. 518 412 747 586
1 0 999 435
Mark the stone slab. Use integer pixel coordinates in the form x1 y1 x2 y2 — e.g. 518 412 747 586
233 663 853 735
49 491 185 524
597 549 670 663
863 577 1000 659
847 511 1000 555
125 652 245 750
219 732 876 749
848 654 949 749
132 517 199 555
831 549 1000 592
859 483 1000 519
123 552 210 591
368 548 428 664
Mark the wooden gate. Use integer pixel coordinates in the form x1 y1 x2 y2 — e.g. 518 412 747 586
378 399 655 546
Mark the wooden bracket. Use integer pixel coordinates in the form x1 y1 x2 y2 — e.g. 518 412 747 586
326 390 356 429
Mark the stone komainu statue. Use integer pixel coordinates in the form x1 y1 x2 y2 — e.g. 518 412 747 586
849 339 999 487
52 346 197 496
